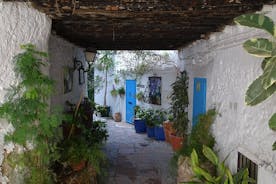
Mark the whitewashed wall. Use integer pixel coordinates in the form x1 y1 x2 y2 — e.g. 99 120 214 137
136 67 177 111
0 2 51 183
49 35 87 110
178 5 276 183
94 66 126 120
95 52 178 122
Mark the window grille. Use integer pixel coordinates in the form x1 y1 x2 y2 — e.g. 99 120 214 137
237 152 258 183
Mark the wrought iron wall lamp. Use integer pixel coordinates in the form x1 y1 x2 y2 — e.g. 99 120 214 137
73 48 97 84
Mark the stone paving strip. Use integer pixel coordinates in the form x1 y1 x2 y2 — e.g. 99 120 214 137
99 117 176 184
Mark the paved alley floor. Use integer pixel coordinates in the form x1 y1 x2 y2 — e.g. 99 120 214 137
100 118 176 184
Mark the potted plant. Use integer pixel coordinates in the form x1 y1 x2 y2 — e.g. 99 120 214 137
117 86 125 97
169 71 189 151
113 87 125 122
144 109 156 138
153 109 167 141
136 91 145 101
110 88 118 97
96 104 110 117
133 106 147 133
95 51 114 116
163 113 175 143
59 119 108 174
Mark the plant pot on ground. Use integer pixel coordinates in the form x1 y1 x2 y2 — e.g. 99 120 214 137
153 109 167 141
169 71 189 151
143 109 156 138
154 125 165 141
163 120 175 143
96 105 110 117
113 112 121 122
133 106 146 133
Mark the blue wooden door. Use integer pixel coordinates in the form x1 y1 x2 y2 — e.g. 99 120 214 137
126 80 136 124
192 78 207 126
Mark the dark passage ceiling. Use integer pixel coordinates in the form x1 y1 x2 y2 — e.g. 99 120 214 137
12 0 276 49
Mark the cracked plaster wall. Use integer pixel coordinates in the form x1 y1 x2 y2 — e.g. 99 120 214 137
178 5 276 183
0 2 51 183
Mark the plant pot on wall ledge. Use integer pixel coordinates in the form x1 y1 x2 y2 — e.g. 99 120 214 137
170 134 184 151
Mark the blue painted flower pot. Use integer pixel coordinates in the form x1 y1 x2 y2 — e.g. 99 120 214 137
154 126 165 141
147 126 155 138
134 119 146 133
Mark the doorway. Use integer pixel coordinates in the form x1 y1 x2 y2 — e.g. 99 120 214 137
126 80 136 124
192 78 207 126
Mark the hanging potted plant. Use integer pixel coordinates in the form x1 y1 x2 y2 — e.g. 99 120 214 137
136 91 145 102
169 71 189 151
110 87 118 97
117 86 125 97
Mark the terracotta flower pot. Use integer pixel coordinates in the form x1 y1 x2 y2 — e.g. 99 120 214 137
163 121 174 143
113 112 122 122
170 134 184 151
70 160 86 171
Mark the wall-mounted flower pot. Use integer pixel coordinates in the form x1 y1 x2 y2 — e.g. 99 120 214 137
146 126 155 138
154 126 165 141
170 134 184 151
134 119 146 133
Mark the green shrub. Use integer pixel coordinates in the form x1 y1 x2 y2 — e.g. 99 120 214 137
0 44 62 183
182 109 217 161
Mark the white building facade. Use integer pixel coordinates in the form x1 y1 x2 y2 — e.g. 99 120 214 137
178 5 276 183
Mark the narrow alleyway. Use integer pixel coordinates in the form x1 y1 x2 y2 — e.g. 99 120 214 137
100 118 176 184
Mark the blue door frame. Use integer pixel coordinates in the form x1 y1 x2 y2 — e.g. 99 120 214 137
126 80 136 124
192 78 207 126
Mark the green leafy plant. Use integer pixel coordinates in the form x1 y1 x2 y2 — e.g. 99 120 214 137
234 14 276 150
181 109 216 161
117 86 125 96
182 145 255 184
136 91 145 101
59 120 108 174
95 104 109 117
95 51 115 106
143 109 156 127
114 74 120 84
152 109 168 126
0 44 62 183
110 88 118 97
170 71 189 137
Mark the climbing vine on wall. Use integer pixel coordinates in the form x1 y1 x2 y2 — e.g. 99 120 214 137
235 14 276 150
0 44 62 183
